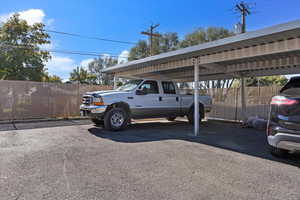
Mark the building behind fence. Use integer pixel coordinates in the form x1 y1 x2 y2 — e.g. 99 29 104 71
0 80 280 121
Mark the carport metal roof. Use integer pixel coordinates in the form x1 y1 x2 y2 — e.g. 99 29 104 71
104 19 300 82
103 19 300 136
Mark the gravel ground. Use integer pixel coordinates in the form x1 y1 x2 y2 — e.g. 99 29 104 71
0 119 299 200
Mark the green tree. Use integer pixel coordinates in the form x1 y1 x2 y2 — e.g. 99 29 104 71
0 14 51 81
69 66 104 85
180 27 234 48
87 57 117 85
246 76 288 87
69 67 89 84
43 73 62 83
128 40 149 61
128 33 179 61
159 32 180 53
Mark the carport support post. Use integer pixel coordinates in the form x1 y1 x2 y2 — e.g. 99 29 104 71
113 75 117 89
194 60 200 136
241 75 247 124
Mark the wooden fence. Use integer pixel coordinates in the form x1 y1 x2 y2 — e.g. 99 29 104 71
0 80 112 121
0 80 280 121
206 86 281 121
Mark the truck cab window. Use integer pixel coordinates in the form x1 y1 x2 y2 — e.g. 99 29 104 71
139 81 159 94
162 82 176 94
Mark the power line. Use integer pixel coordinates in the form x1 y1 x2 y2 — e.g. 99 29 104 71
45 29 137 45
0 44 129 58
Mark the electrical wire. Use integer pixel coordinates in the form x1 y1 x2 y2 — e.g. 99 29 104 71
0 44 129 58
45 29 137 45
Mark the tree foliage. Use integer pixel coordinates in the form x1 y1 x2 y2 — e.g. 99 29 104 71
69 57 117 85
0 14 51 81
246 76 288 87
43 73 62 83
69 67 95 84
180 27 234 48
87 57 117 85
128 32 180 61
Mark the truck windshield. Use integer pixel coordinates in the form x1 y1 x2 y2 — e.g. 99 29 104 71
117 79 143 91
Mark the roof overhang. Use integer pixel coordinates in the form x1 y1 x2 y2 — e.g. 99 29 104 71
103 19 300 81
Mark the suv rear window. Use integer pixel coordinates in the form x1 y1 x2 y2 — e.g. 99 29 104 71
280 77 300 95
162 82 176 94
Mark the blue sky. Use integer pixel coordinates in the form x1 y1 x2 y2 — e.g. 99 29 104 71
1 0 300 80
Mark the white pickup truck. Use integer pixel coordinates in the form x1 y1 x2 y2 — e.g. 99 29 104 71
80 79 212 131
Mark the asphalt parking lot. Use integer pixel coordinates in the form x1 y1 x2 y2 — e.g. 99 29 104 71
0 119 299 200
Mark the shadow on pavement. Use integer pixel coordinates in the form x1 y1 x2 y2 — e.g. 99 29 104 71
88 120 300 168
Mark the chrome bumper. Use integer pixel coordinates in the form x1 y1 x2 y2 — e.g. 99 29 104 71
80 104 108 116
268 133 300 152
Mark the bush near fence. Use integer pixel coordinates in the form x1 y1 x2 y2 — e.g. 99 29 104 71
0 80 280 121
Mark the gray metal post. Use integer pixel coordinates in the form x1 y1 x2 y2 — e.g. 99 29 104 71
194 62 200 136
113 75 117 90
241 75 247 123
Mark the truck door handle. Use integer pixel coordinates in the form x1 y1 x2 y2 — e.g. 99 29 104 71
176 97 179 102
159 96 162 101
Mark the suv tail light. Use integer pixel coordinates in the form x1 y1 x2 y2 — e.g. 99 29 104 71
271 96 297 105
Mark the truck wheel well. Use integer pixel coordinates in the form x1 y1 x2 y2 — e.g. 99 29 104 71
189 103 205 119
106 102 131 116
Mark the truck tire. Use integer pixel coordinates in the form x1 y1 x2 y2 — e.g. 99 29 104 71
91 118 104 126
104 108 129 131
269 145 288 157
166 116 177 121
187 109 203 125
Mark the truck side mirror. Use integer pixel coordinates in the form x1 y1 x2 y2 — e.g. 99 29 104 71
136 89 147 95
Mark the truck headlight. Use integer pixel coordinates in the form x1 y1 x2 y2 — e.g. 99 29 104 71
93 95 104 106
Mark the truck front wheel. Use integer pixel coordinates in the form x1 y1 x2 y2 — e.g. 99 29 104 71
104 108 129 131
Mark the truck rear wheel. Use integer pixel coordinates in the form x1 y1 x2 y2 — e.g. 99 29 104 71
104 108 129 131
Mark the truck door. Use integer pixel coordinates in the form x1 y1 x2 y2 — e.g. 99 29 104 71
132 80 162 118
160 81 181 116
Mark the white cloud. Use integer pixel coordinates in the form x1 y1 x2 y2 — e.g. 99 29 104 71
46 55 77 80
118 50 129 64
80 58 94 69
19 9 45 25
0 9 53 26
46 56 99 81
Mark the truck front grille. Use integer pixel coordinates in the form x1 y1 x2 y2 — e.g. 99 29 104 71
82 96 93 105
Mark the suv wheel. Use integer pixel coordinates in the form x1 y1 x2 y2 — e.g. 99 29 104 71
269 145 288 157
104 108 128 131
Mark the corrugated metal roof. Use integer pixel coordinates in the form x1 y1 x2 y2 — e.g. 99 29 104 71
103 19 300 73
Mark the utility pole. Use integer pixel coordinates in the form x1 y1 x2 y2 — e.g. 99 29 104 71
235 1 251 33
141 24 161 56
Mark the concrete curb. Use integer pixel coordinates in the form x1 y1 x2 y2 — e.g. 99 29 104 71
0 117 89 124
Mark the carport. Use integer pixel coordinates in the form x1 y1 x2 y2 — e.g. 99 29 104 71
103 19 300 136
